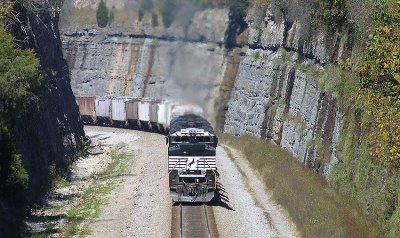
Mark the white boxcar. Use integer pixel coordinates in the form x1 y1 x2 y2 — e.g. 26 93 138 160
157 102 168 127
125 98 141 121
158 101 174 129
150 100 159 123
138 99 152 122
95 97 112 119
111 97 131 122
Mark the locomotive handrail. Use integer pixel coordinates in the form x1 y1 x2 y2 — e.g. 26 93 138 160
168 160 184 188
205 160 217 189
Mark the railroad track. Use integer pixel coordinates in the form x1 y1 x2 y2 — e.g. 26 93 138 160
172 204 218 238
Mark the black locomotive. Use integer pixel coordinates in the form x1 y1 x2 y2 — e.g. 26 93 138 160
167 114 218 202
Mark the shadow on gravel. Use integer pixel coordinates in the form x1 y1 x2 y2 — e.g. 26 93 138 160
98 173 137 180
47 192 80 202
27 213 67 223
170 182 234 210
209 182 234 211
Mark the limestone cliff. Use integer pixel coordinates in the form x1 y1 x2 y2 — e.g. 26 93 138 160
60 0 346 176
223 50 342 175
224 2 352 175
61 0 231 125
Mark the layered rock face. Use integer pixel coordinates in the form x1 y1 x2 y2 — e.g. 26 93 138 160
224 50 342 175
224 3 352 175
11 1 84 195
61 2 231 124
60 1 350 176
245 2 353 63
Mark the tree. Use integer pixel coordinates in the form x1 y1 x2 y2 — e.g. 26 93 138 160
0 27 41 115
96 0 108 28
151 12 158 27
138 6 145 21
0 25 39 233
109 11 114 25
138 0 153 21
357 0 400 97
160 0 178 28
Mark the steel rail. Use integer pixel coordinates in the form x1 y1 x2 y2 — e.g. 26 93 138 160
203 204 211 238
179 204 183 238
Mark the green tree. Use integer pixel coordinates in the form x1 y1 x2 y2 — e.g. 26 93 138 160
109 11 114 25
227 0 250 18
151 12 158 27
160 0 178 28
138 6 145 21
96 0 108 28
0 120 28 195
357 0 400 97
0 25 40 232
320 0 348 31
138 0 153 21
0 27 41 115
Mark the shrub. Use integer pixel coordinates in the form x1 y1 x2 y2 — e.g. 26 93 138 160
138 6 144 21
138 0 154 21
0 120 29 195
356 92 400 161
151 12 158 27
0 27 41 115
357 24 400 97
96 0 108 28
227 0 250 18
160 0 178 28
320 0 348 31
0 25 40 235
108 11 114 25
355 0 400 162
253 50 260 60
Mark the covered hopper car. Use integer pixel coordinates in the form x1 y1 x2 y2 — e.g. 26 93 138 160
75 96 171 132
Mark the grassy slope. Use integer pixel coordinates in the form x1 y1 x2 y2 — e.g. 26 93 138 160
220 134 382 238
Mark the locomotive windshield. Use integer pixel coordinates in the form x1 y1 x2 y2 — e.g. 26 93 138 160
170 135 214 143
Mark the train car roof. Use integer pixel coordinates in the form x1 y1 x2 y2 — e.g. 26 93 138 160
168 114 215 135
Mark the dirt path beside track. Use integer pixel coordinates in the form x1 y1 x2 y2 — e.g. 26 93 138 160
84 126 171 238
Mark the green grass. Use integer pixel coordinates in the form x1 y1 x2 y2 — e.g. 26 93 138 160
60 146 133 236
64 8 138 28
253 50 261 60
52 174 69 188
219 134 382 238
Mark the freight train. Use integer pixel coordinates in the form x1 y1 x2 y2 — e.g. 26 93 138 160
76 96 218 202
76 96 172 132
